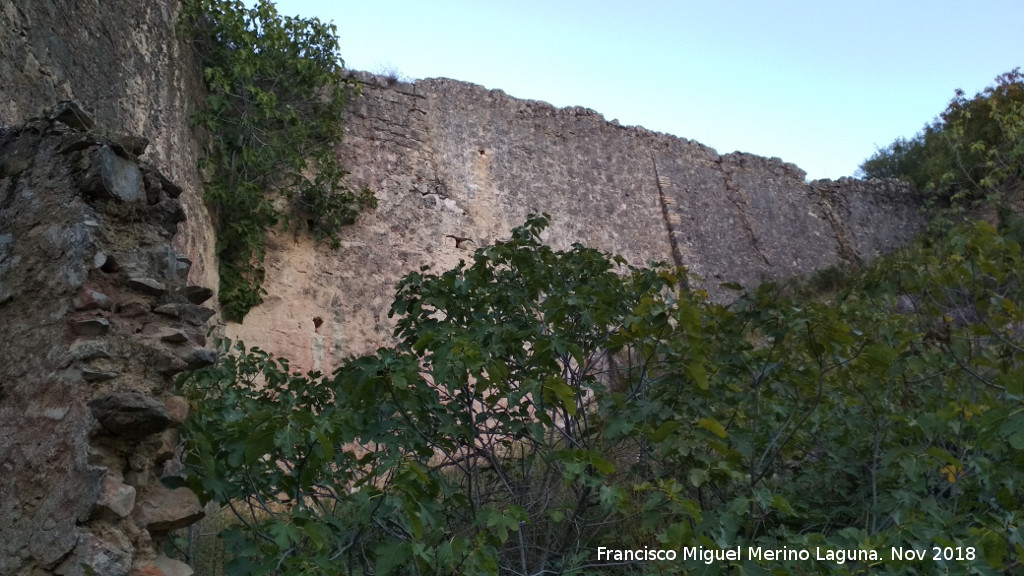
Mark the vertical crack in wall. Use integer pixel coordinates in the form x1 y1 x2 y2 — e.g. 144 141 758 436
717 158 771 267
813 183 862 266
651 156 690 288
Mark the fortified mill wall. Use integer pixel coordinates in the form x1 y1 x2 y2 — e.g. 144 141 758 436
1 1 924 574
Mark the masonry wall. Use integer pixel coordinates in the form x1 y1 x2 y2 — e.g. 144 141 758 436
1 3 928 572
0 0 217 303
0 112 214 576
227 73 925 372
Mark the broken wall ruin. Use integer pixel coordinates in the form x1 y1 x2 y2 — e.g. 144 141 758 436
0 110 213 576
2 2 928 573
227 73 925 372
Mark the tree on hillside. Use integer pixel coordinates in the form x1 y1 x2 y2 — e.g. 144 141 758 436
859 69 1024 221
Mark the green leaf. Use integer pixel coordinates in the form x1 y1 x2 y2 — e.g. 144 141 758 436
648 420 681 443
375 542 411 576
589 454 616 475
686 362 709 390
697 417 727 438
1001 411 1024 450
771 494 795 516
543 377 577 416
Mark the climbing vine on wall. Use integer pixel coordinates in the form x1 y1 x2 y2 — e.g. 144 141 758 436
179 0 375 321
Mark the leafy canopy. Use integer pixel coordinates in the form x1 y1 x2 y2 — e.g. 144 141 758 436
858 69 1024 226
181 216 1024 575
179 0 375 321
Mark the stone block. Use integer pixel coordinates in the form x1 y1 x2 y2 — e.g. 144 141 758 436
163 396 190 423
133 484 204 532
182 285 213 305
71 317 111 336
50 101 95 131
128 277 167 296
153 303 216 326
89 392 171 438
141 323 189 343
182 347 216 370
154 555 193 576
95 475 137 519
154 428 178 464
73 288 115 311
83 145 144 202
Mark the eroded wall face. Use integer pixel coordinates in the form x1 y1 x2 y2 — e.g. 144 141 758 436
0 0 217 306
229 74 925 371
0 112 212 576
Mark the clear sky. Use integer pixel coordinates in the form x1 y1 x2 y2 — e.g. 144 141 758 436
269 0 1022 181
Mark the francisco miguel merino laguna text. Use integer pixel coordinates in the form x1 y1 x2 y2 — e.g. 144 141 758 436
597 546 883 565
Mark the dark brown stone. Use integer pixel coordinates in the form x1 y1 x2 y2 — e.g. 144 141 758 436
182 347 217 370
153 303 215 326
71 317 110 336
128 277 167 296
89 392 170 438
133 484 204 532
163 396 190 423
50 101 95 131
73 288 115 311
82 368 120 382
182 285 213 305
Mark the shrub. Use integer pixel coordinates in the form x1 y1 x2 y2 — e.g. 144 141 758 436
179 0 375 321
859 69 1024 227
181 216 1024 575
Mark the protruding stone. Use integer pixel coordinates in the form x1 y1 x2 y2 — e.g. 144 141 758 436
155 428 178 464
140 162 183 198
182 347 217 370
154 349 188 376
117 301 149 317
113 134 149 157
74 288 115 311
153 303 216 326
154 554 194 576
70 339 111 361
161 459 186 482
82 368 120 382
96 252 120 272
128 277 166 296
95 475 137 519
89 392 171 438
82 145 145 202
133 484 204 532
163 396 190 423
71 317 111 336
182 285 213 305
55 530 133 576
171 255 192 282
50 101 95 131
58 133 102 155
141 323 189 343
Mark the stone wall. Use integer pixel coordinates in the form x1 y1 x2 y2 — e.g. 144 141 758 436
0 109 212 576
0 0 217 307
0 4 930 571
227 73 926 372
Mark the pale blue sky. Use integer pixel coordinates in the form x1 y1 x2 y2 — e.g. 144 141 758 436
270 0 1022 180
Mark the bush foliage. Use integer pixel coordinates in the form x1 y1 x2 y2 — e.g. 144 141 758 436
179 0 375 321
180 214 1024 575
858 69 1024 225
